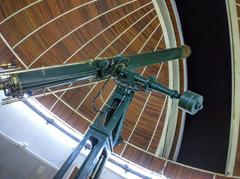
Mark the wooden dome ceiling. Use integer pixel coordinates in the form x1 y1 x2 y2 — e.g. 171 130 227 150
0 0 171 171
2 0 240 178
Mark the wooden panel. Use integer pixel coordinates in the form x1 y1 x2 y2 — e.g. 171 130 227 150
0 0 37 22
237 4 240 17
51 100 90 133
77 80 115 121
122 144 165 172
113 141 127 155
122 91 148 138
129 64 166 150
9 1 153 67
164 162 214 179
0 38 15 64
165 0 181 46
119 21 166 154
69 167 79 179
144 62 168 153
60 84 95 110
0 0 91 46
147 97 168 153
129 92 166 149
36 94 58 109
234 129 240 176
168 109 182 159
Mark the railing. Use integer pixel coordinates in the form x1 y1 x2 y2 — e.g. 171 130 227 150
225 0 240 176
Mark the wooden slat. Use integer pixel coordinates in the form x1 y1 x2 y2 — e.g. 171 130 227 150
147 97 168 153
165 0 181 46
164 162 214 179
122 144 165 172
67 9 157 64
0 38 16 64
0 0 37 22
129 65 164 149
10 1 150 67
77 80 115 121
113 141 127 155
36 94 58 109
0 0 92 46
145 62 169 153
119 25 165 148
121 91 148 138
34 2 156 124
51 100 90 133
61 84 95 110
236 5 240 17
68 167 79 179
234 130 240 176
168 109 182 159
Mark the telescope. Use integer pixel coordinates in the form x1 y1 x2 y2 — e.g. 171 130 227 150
0 45 203 179
0 45 202 115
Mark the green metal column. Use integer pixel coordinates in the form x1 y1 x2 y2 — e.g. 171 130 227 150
53 85 134 179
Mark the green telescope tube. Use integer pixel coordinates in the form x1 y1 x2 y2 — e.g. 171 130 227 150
126 45 191 69
17 62 98 91
1 45 191 96
18 45 190 87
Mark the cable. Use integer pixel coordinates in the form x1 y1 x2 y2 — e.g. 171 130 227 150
92 75 115 114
